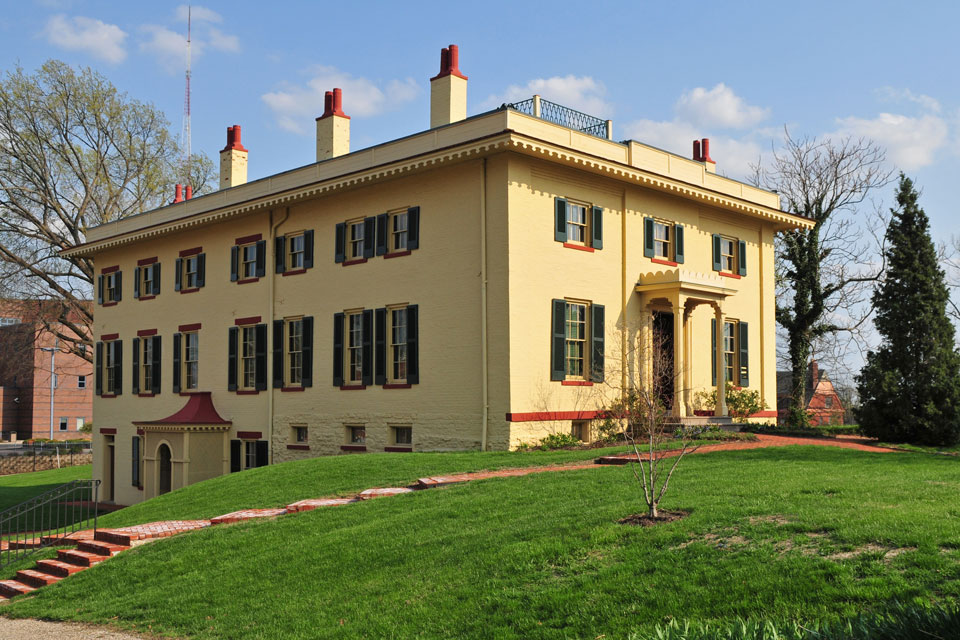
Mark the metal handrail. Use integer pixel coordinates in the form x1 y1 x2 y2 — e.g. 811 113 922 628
0 479 100 570
505 97 609 139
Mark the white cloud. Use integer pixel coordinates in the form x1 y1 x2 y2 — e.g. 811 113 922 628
484 75 612 118
208 27 239 53
139 24 192 73
175 5 222 23
43 14 127 64
675 83 769 129
262 66 420 134
876 87 941 113
834 112 949 170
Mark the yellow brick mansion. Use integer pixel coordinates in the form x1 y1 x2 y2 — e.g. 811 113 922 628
67 45 814 504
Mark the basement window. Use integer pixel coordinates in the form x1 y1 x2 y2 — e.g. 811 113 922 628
346 425 366 445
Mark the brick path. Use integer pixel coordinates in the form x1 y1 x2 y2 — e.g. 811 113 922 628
0 432 899 600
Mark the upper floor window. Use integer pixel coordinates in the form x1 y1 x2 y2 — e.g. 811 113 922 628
275 231 314 274
132 334 161 395
175 249 206 292
391 211 408 252
550 299 604 383
554 198 602 250
172 329 199 393
230 237 265 282
289 235 305 270
97 269 122 305
95 338 122 395
643 218 684 264
337 207 420 263
241 244 257 279
712 234 746 276
228 322 266 392
349 221 365 261
134 262 160 299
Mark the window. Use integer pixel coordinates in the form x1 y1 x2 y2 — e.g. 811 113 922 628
565 302 588 379
723 321 737 383
390 308 408 383
184 256 199 288
175 250 205 291
555 198 602 249
566 203 589 244
644 218 684 264
391 211 408 252
288 234 305 270
241 244 257 279
347 425 366 445
293 426 308 443
711 319 748 388
230 439 267 471
184 332 199 390
104 272 119 303
346 312 363 384
551 299 604 383
103 340 121 394
241 326 257 389
140 266 154 297
572 420 590 442
653 222 672 259
0 317 19 326
76 418 84 431
141 338 154 392
78 375 86 389
231 239 265 282
825 396 834 409
348 220 365 260
392 426 412 447
286 318 303 386
244 441 258 469
712 234 746 276
133 335 160 395
720 237 736 273
58 417 68 431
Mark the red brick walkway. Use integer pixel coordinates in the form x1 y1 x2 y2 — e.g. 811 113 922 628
0 432 900 600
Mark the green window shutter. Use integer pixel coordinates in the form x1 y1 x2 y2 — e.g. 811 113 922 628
272 320 284 388
591 304 605 382
131 337 140 395
97 276 103 305
333 313 344 386
227 327 238 391
230 439 241 472
303 230 314 269
151 336 161 394
551 299 566 381
255 240 266 278
407 305 419 384
275 237 286 274
133 267 141 299
361 309 373 385
152 264 161 295
592 205 603 250
363 217 376 259
375 214 388 256
738 322 749 386
335 223 346 263
256 440 269 467
174 258 183 291
114 340 122 394
172 333 182 393
196 253 206 287
712 234 722 271
407 207 420 250
95 342 102 395
738 240 747 276
674 225 685 264
131 437 140 487
374 308 386 385
643 218 655 257
555 198 567 243
230 246 239 281
301 316 313 387
254 323 268 390
711 318 717 386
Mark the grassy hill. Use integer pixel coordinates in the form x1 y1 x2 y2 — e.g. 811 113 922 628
0 464 91 511
3 446 960 638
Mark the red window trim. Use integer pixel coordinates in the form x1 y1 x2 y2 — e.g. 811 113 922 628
383 383 412 389
100 265 119 274
281 387 305 392
505 411 599 422
281 269 307 277
651 258 678 267
137 392 155 398
385 446 413 453
287 444 310 451
562 242 595 253
102 301 118 308
237 278 260 285
235 316 262 326
339 385 367 390
719 272 742 279
137 295 156 302
101 333 119 341
137 329 157 337
137 257 158 266
236 390 259 395
340 445 367 452
178 323 201 332
342 258 368 267
561 380 593 387
384 250 412 260
99 428 117 435
180 288 200 294
179 247 202 257
136 428 144 436
235 233 262 245
237 431 263 440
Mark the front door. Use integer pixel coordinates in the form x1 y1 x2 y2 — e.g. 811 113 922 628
652 312 675 410
158 444 172 495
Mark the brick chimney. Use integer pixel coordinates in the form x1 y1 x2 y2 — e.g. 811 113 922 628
315 88 350 162
185 185 193 200
430 44 467 128
809 359 820 385
219 125 248 189
172 184 183 204
692 137 716 173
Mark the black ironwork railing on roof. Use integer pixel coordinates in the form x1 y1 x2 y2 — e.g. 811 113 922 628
0 479 100 570
506 97 610 139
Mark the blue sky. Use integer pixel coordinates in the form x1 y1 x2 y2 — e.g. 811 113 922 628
2 0 956 240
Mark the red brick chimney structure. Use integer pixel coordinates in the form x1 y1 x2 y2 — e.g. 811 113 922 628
316 88 350 161
219 125 249 190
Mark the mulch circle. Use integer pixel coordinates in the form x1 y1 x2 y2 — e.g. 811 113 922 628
618 509 689 527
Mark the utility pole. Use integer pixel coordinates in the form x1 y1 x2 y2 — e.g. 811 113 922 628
40 338 58 440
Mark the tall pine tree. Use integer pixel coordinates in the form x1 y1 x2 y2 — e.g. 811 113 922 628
856 174 960 445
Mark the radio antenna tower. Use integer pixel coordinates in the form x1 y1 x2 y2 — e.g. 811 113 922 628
180 6 192 185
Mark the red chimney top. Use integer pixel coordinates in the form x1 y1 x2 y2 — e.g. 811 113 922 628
173 183 183 204
316 88 350 121
431 44 468 81
693 139 702 162
700 137 714 164
221 125 248 153
185 185 193 200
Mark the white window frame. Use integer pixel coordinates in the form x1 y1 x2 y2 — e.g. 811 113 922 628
288 233 305 270
141 338 153 392
183 255 199 289
720 236 737 273
345 311 363 385
564 300 589 380
390 210 408 253
286 317 303 387
348 220 365 260
653 221 673 260
184 331 199 390
105 340 119 394
244 440 258 470
240 243 258 279
391 425 412 447
293 425 308 443
346 425 366 445
77 375 87 389
565 202 590 245
723 320 739 385
389 306 408 384
141 266 154 296
58 417 68 431
241 325 257 390
105 273 119 303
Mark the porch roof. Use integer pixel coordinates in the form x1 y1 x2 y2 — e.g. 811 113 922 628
634 268 737 299
133 392 231 427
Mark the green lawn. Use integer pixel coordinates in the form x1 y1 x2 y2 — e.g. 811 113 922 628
2 446 959 638
0 464 92 512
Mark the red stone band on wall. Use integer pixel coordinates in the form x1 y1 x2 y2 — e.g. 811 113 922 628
100 333 119 341
237 431 263 440
506 411 599 422
179 247 202 257
100 265 119 274
99 428 117 435
178 323 201 332
651 258 678 267
235 316 261 326
137 329 157 337
235 233 262 245
749 411 778 418
137 256 158 266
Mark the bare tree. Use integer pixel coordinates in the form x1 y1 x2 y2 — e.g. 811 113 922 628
754 130 890 428
0 60 216 361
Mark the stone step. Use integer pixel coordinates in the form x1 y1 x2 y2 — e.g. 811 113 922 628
95 529 134 546
357 487 415 500
0 580 36 598
15 569 62 588
77 540 128 557
285 498 358 513
58 548 106 567
35 558 85 578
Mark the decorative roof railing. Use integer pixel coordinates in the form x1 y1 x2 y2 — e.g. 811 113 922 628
505 97 611 140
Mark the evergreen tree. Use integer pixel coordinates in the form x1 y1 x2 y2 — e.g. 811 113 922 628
856 175 960 445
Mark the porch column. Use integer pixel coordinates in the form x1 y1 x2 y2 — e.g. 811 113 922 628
673 295 686 418
683 304 694 416
714 305 728 417
640 307 653 393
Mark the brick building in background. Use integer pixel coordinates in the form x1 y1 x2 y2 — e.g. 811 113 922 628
776 360 846 426
0 301 92 440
